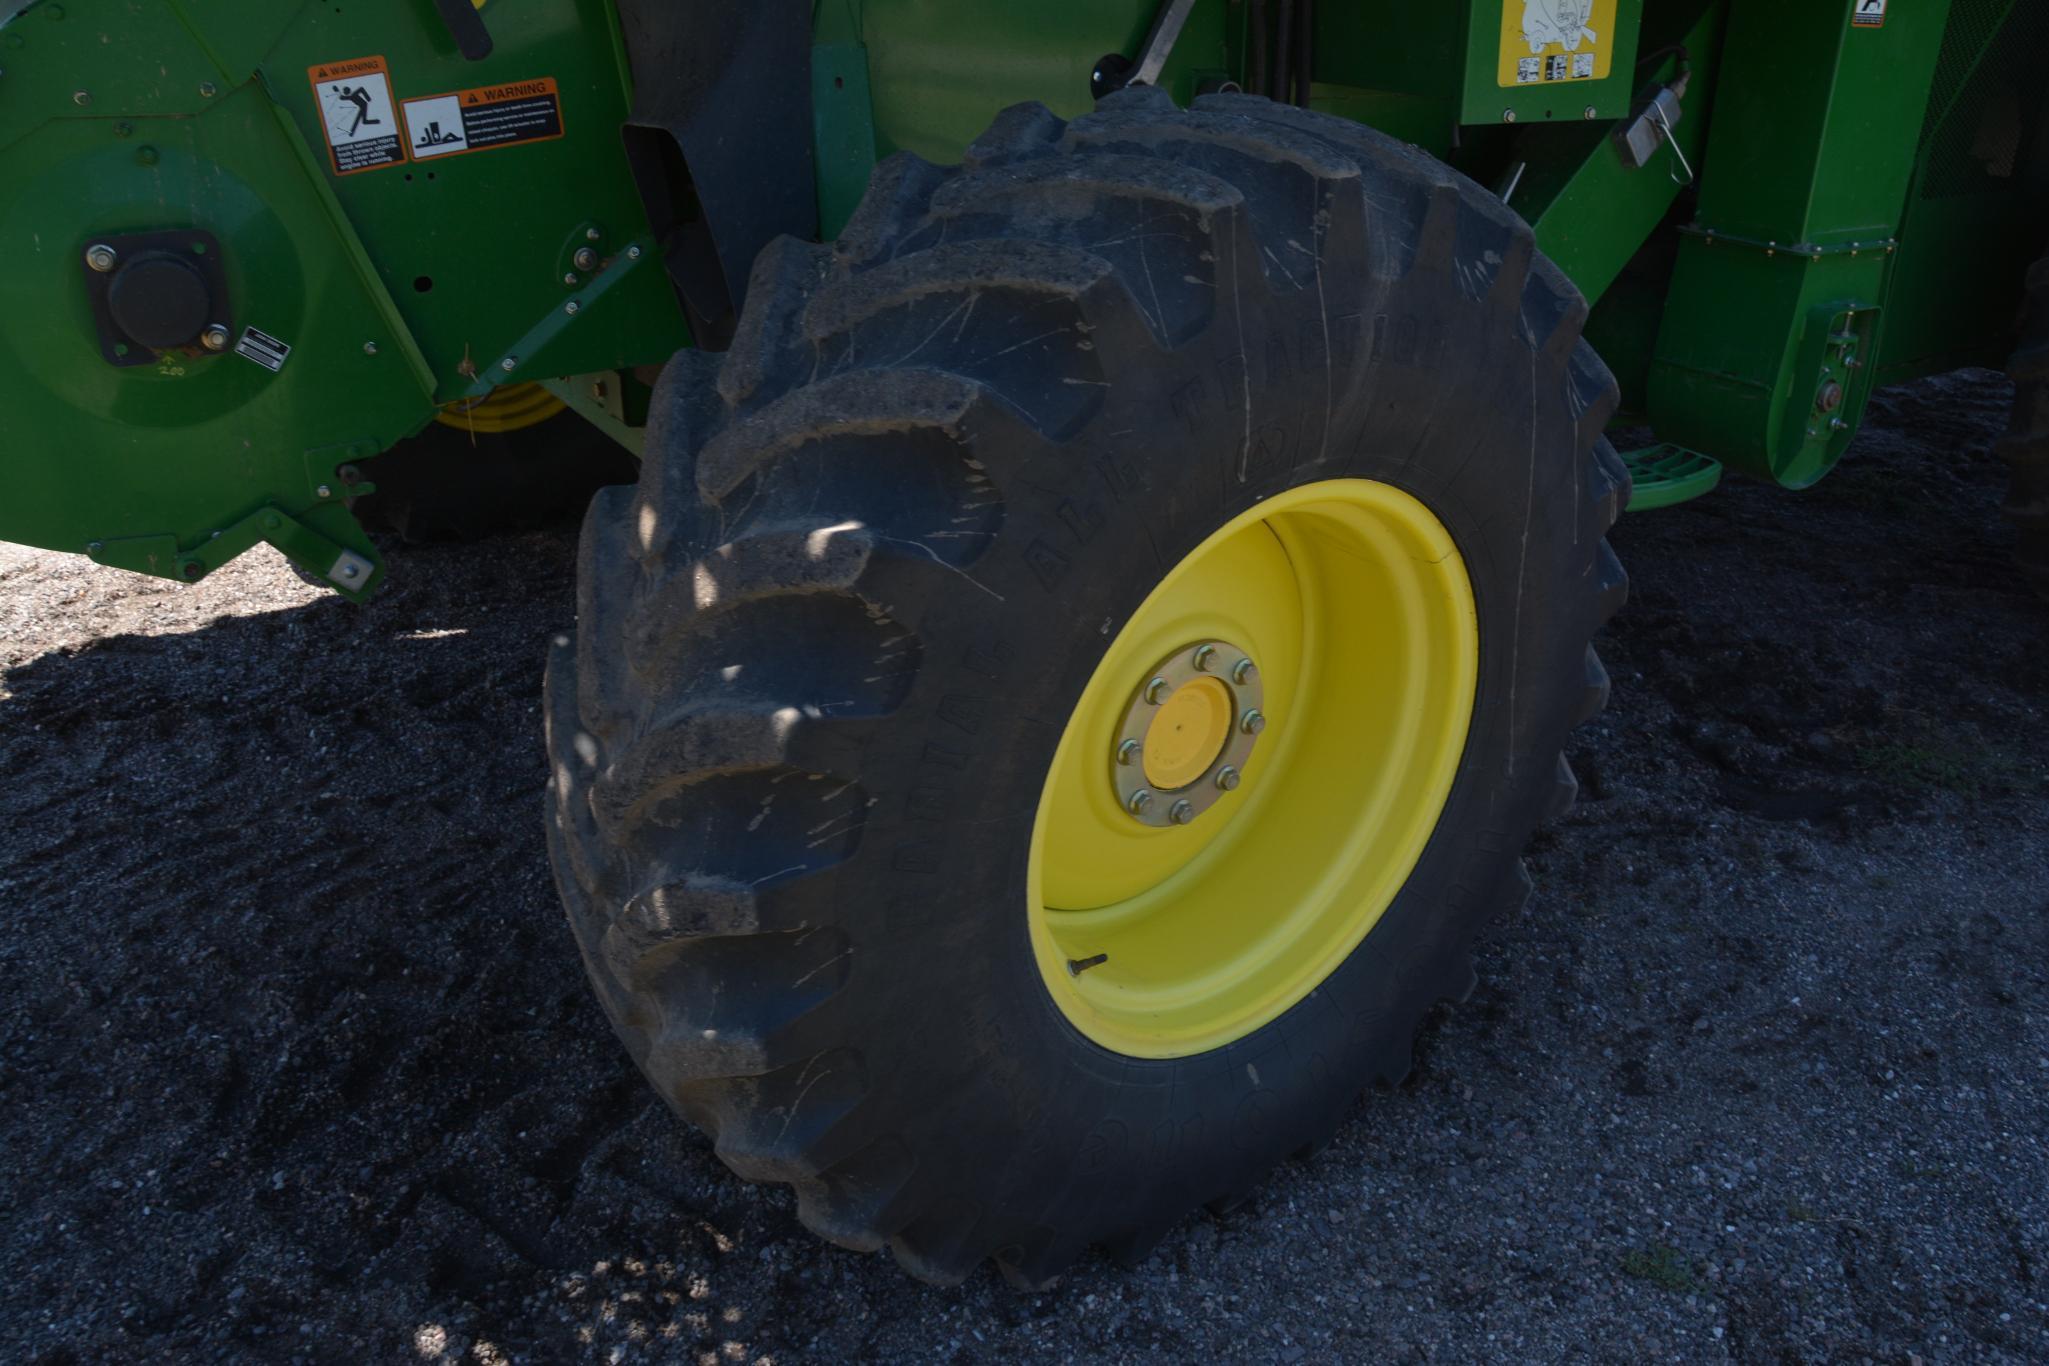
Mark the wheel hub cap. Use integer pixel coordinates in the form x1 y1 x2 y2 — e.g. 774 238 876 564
1116 639 1264 827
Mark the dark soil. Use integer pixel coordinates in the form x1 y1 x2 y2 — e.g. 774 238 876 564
2 369 2045 1363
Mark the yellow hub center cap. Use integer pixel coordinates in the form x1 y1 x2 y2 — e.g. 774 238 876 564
1027 479 1480 1058
1142 676 1231 790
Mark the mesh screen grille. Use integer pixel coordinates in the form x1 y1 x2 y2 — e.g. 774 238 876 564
1917 0 2049 200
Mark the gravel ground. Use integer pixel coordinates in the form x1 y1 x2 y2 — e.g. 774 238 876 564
2 368 2046 1364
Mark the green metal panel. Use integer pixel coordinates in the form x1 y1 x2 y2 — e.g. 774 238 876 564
853 0 1229 165
0 0 685 591
1875 0 2049 385
1647 0 1951 487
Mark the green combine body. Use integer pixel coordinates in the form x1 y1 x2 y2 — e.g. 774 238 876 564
1 0 2040 584
3 0 2043 1286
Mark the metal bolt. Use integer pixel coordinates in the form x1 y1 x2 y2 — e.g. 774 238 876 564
1815 380 1844 414
564 299 580 315
1117 738 1142 766
1192 644 1217 671
1502 109 1516 124
316 484 332 499
1127 789 1153 816
340 563 360 579
362 341 378 356
563 272 580 286
86 540 103 554
1169 799 1195 825
1583 106 1597 120
72 89 90 106
135 145 158 166
590 380 609 402
1232 657 1257 685
198 80 217 98
585 226 602 241
114 120 133 138
1215 765 1241 791
200 323 229 351
500 356 518 373
1143 676 1170 704
84 243 118 272
1240 708 1266 736
572 246 599 272
627 245 642 259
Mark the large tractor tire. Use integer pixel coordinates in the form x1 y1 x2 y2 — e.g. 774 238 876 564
2000 254 2049 598
543 89 1628 1286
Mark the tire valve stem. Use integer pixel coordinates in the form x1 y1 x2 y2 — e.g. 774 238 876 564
1067 953 1110 976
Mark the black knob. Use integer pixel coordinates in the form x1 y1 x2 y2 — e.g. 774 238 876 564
107 251 210 350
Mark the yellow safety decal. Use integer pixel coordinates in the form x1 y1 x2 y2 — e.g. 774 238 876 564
1497 0 1619 89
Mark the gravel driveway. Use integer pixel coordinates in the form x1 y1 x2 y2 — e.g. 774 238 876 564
2 368 2046 1363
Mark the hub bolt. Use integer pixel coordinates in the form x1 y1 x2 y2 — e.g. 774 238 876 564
1192 644 1217 671
1169 799 1195 825
1240 708 1266 736
1116 738 1141 766
1143 676 1170 704
1127 789 1154 816
1232 658 1257 685
85 243 118 272
1215 765 1241 791
200 323 229 351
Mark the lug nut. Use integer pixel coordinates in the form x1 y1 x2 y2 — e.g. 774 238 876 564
1143 676 1170 704
1215 766 1241 791
1240 708 1266 736
85 243 118 272
1127 789 1153 816
200 323 229 351
1193 644 1217 671
1232 658 1257 685
1169 799 1195 825
1116 738 1141 766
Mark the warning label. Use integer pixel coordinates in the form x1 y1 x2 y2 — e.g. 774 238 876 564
1499 0 1618 88
402 77 564 162
1851 0 1887 28
307 56 406 176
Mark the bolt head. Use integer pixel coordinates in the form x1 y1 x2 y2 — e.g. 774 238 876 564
341 563 359 579
1117 738 1142 766
1583 105 1597 120
86 540 104 554
572 246 600 272
1231 658 1257 685
85 243 118 272
500 357 518 373
563 272 580 286
1127 789 1153 816
1144 677 1170 704
1502 109 1516 124
1815 380 1845 414
197 81 217 98
72 89 90 106
565 300 580 315
200 324 229 351
585 227 601 241
1192 644 1217 671
316 484 332 499
1240 708 1266 736
362 341 378 356
627 245 643 260
1215 765 1241 791
1169 799 1195 825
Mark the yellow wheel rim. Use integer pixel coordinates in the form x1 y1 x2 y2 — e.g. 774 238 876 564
432 382 566 435
1027 479 1479 1058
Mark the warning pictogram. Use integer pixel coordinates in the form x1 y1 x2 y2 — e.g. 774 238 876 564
306 56 406 176
402 77 564 162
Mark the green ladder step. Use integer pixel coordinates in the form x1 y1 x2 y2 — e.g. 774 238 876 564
1621 443 1723 511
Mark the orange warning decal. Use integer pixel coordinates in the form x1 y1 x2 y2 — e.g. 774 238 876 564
401 76 565 163
305 55 407 177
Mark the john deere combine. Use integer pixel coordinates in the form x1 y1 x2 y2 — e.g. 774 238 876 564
3 0 2042 1284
